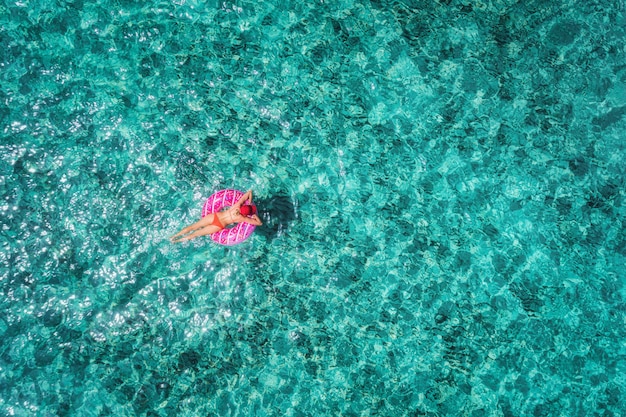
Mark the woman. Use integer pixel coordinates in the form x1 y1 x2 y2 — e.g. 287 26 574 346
170 189 262 243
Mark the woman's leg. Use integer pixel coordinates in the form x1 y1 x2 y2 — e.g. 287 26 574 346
171 214 216 242
176 224 221 242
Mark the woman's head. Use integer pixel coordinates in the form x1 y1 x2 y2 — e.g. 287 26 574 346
240 204 257 216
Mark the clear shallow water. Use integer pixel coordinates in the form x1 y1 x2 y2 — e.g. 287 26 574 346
1 0 625 415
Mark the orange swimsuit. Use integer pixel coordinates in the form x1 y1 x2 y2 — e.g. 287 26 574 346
211 213 225 230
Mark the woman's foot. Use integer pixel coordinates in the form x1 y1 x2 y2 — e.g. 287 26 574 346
170 234 187 243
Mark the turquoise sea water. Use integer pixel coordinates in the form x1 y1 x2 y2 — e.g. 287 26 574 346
1 0 625 415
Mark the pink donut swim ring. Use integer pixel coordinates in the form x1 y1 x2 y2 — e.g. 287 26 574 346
202 189 256 246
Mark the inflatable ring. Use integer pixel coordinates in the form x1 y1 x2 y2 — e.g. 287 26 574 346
202 189 256 246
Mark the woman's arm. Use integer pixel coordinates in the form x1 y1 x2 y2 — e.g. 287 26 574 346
242 214 263 226
234 190 252 208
